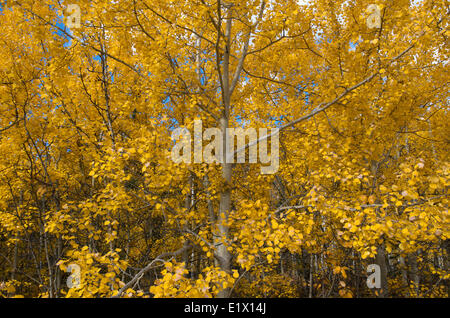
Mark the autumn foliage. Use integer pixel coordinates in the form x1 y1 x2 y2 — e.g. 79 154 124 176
0 0 448 298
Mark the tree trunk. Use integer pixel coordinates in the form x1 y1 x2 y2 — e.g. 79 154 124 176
375 245 389 297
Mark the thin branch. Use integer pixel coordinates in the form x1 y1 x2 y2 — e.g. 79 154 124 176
112 244 193 298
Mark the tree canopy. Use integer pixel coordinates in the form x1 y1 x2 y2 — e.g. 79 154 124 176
0 0 448 298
